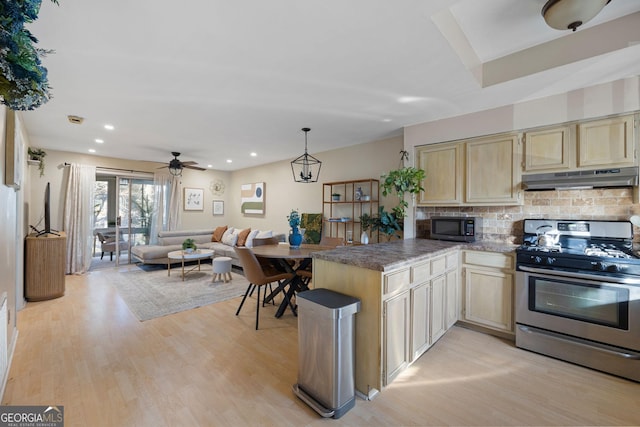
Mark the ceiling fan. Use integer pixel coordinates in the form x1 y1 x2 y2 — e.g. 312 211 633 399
159 152 206 176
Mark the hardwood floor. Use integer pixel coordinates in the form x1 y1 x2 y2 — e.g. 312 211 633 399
3 264 639 426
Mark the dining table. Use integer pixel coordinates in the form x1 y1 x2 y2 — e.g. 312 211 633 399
250 243 335 318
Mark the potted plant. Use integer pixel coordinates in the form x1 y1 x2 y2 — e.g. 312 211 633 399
28 147 46 177
370 206 402 241
359 212 375 244
287 209 303 248
182 238 197 253
381 150 425 220
331 193 341 202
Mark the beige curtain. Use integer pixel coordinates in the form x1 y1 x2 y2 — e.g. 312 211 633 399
149 173 181 244
64 163 96 274
168 176 181 231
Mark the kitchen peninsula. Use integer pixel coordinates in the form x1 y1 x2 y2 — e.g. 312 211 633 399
312 239 463 397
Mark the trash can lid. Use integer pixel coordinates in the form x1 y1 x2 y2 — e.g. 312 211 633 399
297 288 360 309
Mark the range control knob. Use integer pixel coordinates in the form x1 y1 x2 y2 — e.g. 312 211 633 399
534 256 542 264
607 264 620 273
593 262 606 271
546 257 556 265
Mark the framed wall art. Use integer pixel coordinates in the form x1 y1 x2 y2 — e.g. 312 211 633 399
4 109 23 190
240 182 265 215
212 200 224 215
184 187 204 211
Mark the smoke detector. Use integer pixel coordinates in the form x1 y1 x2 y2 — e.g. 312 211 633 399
67 115 84 124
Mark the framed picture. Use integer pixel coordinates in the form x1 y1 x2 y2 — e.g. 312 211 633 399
4 109 22 190
184 187 204 211
240 182 265 215
212 200 224 215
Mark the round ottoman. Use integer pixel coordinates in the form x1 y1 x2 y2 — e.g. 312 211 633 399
211 256 233 283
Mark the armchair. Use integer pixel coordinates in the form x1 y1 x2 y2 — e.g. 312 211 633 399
97 232 130 261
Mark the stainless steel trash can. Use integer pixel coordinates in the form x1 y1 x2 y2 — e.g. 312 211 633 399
293 288 361 419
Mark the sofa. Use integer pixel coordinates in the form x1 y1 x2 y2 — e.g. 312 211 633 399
130 227 285 267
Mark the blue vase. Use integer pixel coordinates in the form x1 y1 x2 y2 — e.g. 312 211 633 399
289 227 303 248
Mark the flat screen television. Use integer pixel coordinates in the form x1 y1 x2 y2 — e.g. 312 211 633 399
35 182 58 236
44 181 51 235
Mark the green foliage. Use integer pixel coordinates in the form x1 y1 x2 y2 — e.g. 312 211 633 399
380 166 425 219
0 0 59 110
369 206 402 241
182 238 197 250
28 147 46 176
359 212 375 232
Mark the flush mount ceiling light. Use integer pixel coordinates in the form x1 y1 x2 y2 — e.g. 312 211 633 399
291 127 322 183
542 0 611 32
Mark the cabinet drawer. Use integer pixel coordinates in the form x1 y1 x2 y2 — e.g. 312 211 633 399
463 250 513 270
431 256 447 276
411 261 431 284
384 268 411 296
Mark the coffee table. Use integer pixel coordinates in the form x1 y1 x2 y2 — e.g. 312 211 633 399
167 249 214 281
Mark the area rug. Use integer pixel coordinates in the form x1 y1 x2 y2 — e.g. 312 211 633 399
112 267 248 321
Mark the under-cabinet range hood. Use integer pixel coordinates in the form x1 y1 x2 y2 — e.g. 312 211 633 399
522 167 639 190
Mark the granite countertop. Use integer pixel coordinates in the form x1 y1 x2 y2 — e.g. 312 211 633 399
312 238 518 272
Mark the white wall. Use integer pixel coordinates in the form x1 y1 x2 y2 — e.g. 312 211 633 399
0 106 23 376
31 136 403 240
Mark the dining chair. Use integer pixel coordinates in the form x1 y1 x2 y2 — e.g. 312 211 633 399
234 247 294 330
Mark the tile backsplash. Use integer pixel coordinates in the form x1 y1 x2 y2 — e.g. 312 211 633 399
415 187 640 243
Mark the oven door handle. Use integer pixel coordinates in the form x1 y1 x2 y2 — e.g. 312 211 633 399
518 265 640 286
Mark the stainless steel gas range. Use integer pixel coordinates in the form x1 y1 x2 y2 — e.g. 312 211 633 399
515 219 640 382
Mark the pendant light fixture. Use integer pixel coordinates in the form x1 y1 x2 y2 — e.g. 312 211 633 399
542 0 611 32
291 127 322 183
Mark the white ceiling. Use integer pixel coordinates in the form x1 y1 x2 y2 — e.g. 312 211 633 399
20 0 640 171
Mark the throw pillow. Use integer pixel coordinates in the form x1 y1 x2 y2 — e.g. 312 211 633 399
221 229 238 246
236 228 251 246
212 226 227 242
245 229 260 248
255 230 272 239
221 227 236 243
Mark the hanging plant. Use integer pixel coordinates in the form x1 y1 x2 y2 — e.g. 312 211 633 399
28 146 46 176
0 0 59 110
380 150 425 220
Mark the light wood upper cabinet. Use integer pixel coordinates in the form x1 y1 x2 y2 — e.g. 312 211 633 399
417 133 521 206
577 115 636 168
465 134 520 205
523 125 574 172
417 142 463 205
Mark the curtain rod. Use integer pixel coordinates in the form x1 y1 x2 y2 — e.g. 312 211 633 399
63 163 153 175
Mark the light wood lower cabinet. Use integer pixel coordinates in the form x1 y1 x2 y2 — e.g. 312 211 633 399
312 249 459 394
461 250 514 335
384 290 411 385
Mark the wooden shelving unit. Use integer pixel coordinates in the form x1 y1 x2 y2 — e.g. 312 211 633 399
322 179 379 244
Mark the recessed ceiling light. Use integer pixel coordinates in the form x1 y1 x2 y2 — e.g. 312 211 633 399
95 138 104 143
88 149 96 153
397 96 422 104
104 124 114 130
207 164 213 168
382 118 392 122
250 152 257 157
226 159 232 163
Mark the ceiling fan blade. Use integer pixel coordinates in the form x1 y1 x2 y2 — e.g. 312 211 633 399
184 164 206 171
181 161 198 166
156 165 169 169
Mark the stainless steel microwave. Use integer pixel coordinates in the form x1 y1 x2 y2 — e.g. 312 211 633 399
430 216 482 242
